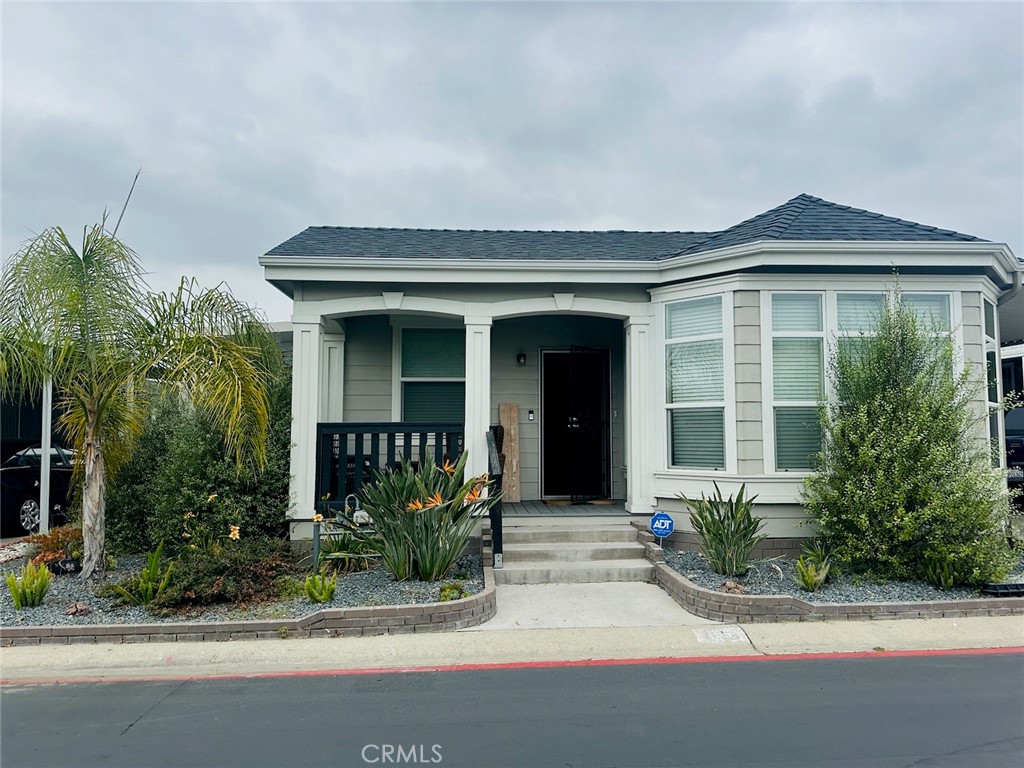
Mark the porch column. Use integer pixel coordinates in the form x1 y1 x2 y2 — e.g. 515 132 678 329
625 315 655 515
290 317 324 529
320 322 345 421
464 316 492 479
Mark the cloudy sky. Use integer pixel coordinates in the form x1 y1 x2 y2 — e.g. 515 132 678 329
3 1 1021 322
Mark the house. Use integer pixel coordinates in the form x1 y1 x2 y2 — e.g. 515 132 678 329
260 194 1024 545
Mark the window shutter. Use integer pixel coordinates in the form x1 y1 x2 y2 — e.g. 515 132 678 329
670 408 725 469
772 294 822 332
774 407 821 470
838 294 884 332
903 294 951 332
402 382 465 423
666 340 724 402
772 338 823 400
666 296 722 338
402 329 465 377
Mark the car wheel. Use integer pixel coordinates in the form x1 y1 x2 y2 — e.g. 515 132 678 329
18 498 41 534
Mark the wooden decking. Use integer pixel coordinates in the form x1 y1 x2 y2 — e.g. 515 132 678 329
501 499 628 516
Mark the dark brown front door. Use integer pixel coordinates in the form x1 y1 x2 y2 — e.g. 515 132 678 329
541 348 610 501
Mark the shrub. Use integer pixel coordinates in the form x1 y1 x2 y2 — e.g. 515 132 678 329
678 483 766 577
149 538 297 614
345 452 499 582
317 525 378 574
304 572 337 604
801 539 838 583
107 376 291 555
803 294 1016 586
438 581 470 602
101 543 173 605
6 561 52 609
26 525 83 568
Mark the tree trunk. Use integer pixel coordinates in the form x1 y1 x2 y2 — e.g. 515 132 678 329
80 437 106 581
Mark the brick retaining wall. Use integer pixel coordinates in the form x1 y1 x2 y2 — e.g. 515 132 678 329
633 524 1024 623
0 547 497 647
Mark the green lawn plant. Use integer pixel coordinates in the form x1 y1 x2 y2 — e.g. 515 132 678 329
678 483 766 577
794 556 830 592
0 216 281 580
304 572 337 604
344 451 500 581
803 291 1015 587
107 542 173 605
6 561 52 610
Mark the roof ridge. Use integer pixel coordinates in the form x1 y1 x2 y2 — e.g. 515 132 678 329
307 225 708 235
772 193 818 239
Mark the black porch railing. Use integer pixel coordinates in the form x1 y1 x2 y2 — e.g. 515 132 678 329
315 422 465 512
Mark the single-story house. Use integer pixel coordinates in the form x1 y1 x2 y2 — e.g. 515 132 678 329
261 194 1024 543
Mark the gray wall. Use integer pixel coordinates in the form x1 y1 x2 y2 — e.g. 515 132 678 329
734 290 764 474
341 315 393 422
961 291 994 449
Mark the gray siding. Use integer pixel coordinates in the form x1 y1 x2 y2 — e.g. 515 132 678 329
733 290 764 474
960 292 991 448
490 316 625 501
341 315 392 422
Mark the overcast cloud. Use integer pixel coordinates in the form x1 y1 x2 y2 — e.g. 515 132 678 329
3 1 1021 322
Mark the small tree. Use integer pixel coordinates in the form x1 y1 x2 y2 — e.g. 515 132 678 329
803 293 1015 586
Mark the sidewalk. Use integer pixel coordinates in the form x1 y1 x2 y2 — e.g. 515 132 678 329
2 615 1021 684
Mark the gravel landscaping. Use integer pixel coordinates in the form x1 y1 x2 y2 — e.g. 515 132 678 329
1 549 484 628
662 547 1024 603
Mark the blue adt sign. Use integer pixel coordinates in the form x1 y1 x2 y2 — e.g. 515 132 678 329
649 511 675 538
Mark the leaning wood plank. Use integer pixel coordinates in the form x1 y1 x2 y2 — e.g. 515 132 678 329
498 402 521 502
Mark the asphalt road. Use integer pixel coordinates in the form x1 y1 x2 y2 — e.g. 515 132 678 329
2 652 1022 768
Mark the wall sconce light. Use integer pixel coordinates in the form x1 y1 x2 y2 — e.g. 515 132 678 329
516 352 527 366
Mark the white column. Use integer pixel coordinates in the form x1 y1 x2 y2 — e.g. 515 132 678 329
625 315 655 515
320 324 346 422
290 318 324 530
464 316 492 479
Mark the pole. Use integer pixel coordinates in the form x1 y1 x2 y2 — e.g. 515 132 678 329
39 379 52 533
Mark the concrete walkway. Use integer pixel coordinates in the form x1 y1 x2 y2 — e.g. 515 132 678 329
1 616 1021 683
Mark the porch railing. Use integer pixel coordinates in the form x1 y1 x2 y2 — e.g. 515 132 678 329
315 422 465 512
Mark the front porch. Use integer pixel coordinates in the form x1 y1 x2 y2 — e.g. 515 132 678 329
502 500 628 517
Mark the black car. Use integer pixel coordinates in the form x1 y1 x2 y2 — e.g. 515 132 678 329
1007 407 1024 511
0 446 74 536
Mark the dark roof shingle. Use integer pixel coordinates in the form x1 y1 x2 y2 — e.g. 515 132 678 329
265 194 987 262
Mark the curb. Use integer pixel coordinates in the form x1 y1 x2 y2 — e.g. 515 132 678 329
632 523 1024 623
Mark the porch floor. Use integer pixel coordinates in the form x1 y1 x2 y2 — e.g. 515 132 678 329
501 499 628 516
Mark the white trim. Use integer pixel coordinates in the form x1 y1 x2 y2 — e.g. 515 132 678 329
985 297 1005 469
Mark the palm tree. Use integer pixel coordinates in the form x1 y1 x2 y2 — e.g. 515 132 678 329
0 218 280 580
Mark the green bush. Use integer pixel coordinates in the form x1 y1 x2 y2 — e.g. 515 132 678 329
107 376 291 555
304 572 337 604
438 581 470 602
678 483 766 577
6 561 52 609
803 294 1015 586
344 452 499 581
794 557 829 592
148 538 297 614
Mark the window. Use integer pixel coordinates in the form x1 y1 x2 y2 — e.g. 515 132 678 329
665 296 725 469
400 328 465 423
837 292 884 362
770 294 824 470
984 299 1001 467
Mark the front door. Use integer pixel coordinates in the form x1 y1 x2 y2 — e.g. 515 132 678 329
541 348 610 501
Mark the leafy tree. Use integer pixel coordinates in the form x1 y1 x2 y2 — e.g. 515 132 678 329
0 218 280 579
803 293 1015 586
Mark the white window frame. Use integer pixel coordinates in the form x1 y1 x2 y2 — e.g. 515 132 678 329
662 292 736 473
762 289 959 474
984 297 1004 468
390 319 465 422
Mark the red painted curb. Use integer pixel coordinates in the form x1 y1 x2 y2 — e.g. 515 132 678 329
3 646 1022 686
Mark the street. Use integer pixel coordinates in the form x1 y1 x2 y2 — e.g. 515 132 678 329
2 651 1022 767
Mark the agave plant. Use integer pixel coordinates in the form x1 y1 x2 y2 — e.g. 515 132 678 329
678 482 766 577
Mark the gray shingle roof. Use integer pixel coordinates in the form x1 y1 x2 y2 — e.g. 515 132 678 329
265 194 986 262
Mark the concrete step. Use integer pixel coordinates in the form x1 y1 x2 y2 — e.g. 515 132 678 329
503 541 646 563
502 526 638 545
493 559 655 585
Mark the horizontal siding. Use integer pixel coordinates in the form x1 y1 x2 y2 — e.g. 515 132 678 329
733 291 764 475
342 315 392 422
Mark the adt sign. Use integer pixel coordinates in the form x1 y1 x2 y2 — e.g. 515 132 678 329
649 511 675 538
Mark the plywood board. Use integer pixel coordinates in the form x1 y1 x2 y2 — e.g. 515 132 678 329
498 402 521 502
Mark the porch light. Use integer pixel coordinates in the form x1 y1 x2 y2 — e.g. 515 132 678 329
516 352 526 366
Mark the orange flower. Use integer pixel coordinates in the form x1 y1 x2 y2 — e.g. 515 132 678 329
442 459 456 476
424 492 444 509
407 499 424 511
312 513 324 523
465 488 481 503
